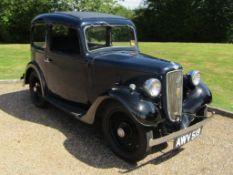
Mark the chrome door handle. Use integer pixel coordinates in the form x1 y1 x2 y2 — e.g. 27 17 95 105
44 57 52 63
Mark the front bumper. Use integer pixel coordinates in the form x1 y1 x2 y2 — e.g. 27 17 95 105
146 112 214 148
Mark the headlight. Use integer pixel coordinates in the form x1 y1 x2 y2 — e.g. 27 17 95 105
143 78 161 97
188 70 201 86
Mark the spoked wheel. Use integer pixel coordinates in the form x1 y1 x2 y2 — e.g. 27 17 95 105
102 102 149 162
29 71 47 108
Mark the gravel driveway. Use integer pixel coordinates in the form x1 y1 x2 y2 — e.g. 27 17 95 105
0 83 232 175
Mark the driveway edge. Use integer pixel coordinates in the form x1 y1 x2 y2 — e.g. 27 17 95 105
208 106 233 119
0 79 232 118
0 79 23 84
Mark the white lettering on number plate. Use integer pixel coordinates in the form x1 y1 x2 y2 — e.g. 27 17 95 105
174 127 202 148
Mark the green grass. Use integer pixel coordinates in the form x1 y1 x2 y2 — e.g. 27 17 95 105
0 43 232 111
139 42 233 111
0 44 30 79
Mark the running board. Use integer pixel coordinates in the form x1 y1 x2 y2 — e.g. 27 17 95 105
47 96 87 118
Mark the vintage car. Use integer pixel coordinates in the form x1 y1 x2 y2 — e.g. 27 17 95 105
23 12 213 162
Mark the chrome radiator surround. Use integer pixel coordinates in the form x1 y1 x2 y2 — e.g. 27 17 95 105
166 70 183 122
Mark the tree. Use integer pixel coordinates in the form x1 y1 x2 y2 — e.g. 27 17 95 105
0 0 134 43
134 0 233 42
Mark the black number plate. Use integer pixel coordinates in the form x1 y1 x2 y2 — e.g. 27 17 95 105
174 127 202 148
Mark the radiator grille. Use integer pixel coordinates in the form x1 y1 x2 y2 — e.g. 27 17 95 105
166 70 183 121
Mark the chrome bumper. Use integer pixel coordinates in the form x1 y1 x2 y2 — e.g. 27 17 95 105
147 112 214 148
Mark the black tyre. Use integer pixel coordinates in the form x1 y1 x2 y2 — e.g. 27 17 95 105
29 71 47 108
102 102 149 162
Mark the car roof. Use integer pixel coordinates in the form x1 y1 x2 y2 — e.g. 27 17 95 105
32 11 133 27
60 11 126 20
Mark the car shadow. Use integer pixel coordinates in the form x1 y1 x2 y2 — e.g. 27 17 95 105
0 89 183 171
120 148 183 173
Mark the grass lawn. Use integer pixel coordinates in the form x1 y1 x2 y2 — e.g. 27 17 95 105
140 42 233 111
0 44 30 79
0 43 232 111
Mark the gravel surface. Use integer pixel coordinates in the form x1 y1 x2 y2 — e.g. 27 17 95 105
0 83 232 175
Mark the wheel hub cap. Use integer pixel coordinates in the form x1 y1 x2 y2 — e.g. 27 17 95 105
117 128 125 138
33 83 40 92
33 86 37 92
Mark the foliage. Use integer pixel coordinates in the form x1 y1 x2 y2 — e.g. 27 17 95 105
134 0 233 42
1 0 232 43
0 0 133 43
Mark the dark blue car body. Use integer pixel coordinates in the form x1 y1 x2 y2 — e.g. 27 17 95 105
23 12 213 162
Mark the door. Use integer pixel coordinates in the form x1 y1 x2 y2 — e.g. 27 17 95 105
45 24 88 104
31 24 47 77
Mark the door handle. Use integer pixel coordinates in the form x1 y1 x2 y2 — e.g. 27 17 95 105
44 57 53 63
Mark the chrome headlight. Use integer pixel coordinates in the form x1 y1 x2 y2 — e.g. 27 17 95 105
143 78 161 97
188 70 201 86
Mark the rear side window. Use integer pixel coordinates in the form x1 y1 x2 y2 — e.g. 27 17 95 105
32 25 46 49
50 25 80 54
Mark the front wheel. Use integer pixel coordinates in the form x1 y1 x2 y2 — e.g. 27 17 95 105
102 102 149 162
29 71 47 108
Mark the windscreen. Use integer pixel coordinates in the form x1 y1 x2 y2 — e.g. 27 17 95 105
85 25 137 51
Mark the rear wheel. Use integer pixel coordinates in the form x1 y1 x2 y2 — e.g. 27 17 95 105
102 102 149 162
29 71 47 108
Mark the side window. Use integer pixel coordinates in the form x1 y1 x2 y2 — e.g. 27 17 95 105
50 25 80 54
32 25 46 50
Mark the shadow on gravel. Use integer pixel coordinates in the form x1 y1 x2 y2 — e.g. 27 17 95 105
120 148 183 173
0 90 182 171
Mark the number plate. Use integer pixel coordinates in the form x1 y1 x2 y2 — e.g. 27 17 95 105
174 127 202 148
